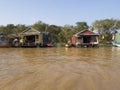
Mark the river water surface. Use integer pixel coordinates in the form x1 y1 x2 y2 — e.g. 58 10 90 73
0 47 120 90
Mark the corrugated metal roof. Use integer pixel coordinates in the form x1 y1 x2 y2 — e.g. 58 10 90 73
74 29 99 37
20 27 41 35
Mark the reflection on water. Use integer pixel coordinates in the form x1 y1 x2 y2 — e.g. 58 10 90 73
0 47 120 90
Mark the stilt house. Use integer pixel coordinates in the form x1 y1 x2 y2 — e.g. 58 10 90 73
71 29 99 47
19 27 51 47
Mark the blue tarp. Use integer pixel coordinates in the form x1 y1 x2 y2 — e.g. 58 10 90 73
0 32 4 35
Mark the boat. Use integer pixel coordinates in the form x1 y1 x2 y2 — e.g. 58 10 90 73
0 39 10 47
112 41 120 47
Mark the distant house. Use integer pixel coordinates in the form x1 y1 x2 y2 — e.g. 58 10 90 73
0 32 9 47
19 27 51 47
112 29 120 47
71 29 99 47
7 34 19 47
0 32 19 47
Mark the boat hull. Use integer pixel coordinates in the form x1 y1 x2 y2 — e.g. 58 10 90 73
112 41 120 47
0 42 10 47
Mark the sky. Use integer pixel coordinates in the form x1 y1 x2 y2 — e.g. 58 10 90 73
0 0 119 26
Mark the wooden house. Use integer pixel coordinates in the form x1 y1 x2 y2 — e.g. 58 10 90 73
19 27 51 47
71 29 99 47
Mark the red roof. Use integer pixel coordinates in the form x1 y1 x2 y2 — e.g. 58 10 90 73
74 29 99 36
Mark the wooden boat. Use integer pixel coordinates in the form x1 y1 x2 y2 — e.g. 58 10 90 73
0 41 10 47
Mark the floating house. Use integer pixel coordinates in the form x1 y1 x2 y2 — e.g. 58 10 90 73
0 32 19 47
0 32 9 47
112 29 120 47
7 34 19 47
19 27 51 47
71 29 99 47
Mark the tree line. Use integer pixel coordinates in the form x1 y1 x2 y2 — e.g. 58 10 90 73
0 19 120 43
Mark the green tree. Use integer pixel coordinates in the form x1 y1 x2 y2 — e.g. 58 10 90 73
92 19 120 34
75 22 89 31
14 24 27 34
32 21 48 32
4 24 15 34
0 25 5 33
47 25 61 42
92 19 120 43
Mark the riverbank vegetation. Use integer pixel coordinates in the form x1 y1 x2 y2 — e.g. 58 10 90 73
0 19 120 44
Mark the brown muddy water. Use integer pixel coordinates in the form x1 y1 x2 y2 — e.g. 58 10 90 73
0 47 120 90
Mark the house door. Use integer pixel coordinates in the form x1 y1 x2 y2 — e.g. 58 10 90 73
83 36 91 43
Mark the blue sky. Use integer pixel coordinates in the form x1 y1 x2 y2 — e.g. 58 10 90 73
0 0 119 26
